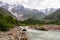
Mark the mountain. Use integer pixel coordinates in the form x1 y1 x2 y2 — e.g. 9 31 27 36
0 1 3 6
9 4 46 20
0 1 57 20
10 5 46 20
40 8 57 15
0 1 46 20
43 9 60 21
0 1 9 10
10 5 58 20
26 9 46 20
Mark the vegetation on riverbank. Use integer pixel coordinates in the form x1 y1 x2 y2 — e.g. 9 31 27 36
0 8 20 31
19 18 60 26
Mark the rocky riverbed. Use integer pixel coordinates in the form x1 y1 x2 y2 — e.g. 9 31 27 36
28 25 60 31
0 26 29 40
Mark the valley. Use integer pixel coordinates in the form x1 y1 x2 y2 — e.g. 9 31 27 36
0 0 60 40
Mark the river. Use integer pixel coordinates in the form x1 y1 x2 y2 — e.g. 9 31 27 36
20 26 60 40
27 29 60 40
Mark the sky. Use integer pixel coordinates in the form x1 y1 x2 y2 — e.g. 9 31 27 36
0 0 60 10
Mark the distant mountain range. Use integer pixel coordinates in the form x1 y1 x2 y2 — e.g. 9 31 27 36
44 9 60 21
40 8 57 15
9 5 47 20
0 1 58 20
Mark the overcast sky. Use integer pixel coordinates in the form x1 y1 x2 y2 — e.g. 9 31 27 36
0 0 60 10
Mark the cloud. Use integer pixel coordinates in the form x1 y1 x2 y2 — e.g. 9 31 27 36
0 0 60 10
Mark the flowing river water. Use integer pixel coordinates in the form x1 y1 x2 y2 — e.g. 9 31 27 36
20 26 60 40
27 29 60 40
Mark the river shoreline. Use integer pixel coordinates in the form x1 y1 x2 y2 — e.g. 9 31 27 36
28 24 60 31
0 25 60 40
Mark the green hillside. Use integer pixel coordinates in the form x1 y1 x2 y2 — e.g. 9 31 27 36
22 18 45 25
0 8 19 31
44 9 60 21
43 9 60 24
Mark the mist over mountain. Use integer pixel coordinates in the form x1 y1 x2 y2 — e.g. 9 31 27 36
0 1 58 20
40 8 57 15
0 1 9 10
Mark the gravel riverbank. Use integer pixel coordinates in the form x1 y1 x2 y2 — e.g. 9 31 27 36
0 26 29 40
